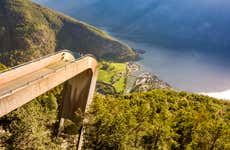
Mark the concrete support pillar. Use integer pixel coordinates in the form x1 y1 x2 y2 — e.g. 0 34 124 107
61 69 92 119
77 70 98 150
58 69 98 149
0 51 98 149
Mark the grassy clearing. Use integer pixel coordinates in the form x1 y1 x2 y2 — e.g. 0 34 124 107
98 61 127 93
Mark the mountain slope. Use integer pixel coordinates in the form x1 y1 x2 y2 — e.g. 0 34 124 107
36 0 230 65
0 0 137 66
1 88 229 149
85 90 230 149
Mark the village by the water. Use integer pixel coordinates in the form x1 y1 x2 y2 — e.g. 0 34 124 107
126 61 171 93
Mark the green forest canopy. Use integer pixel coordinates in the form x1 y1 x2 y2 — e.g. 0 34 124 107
0 84 229 149
85 90 230 149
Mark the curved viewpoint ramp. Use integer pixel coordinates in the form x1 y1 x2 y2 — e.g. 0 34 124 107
0 50 98 118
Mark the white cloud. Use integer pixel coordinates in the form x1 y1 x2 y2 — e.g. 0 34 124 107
201 90 230 100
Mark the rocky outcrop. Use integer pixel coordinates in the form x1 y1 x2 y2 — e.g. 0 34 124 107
130 72 172 93
96 81 117 95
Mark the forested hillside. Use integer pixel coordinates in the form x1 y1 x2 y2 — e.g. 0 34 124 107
1 86 229 149
0 0 137 66
36 0 230 67
0 63 230 149
0 0 230 149
85 90 230 149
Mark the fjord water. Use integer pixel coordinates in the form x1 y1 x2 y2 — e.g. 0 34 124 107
34 0 230 93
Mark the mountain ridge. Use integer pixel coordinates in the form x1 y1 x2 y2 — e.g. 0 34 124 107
0 0 138 66
37 0 230 64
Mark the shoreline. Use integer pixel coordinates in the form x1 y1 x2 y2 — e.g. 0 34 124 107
128 47 230 101
100 26 230 99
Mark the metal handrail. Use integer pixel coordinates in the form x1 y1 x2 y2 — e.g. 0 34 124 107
0 50 96 74
0 62 68 99
0 50 97 98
